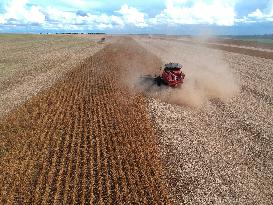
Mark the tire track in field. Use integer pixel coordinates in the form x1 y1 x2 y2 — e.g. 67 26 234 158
0 38 171 204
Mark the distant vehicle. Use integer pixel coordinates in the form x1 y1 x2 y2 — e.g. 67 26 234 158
99 37 106 43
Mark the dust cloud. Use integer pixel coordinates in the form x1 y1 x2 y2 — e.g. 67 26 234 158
130 37 240 108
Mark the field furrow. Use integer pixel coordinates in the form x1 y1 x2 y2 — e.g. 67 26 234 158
0 38 171 204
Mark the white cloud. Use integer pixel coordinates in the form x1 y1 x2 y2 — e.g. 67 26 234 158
59 0 102 9
46 7 76 24
241 0 273 23
2 0 272 32
0 0 122 30
96 23 112 30
151 0 236 26
235 16 256 24
116 4 148 27
25 6 45 24
0 16 6 24
4 0 28 20
248 9 264 19
44 8 124 30
0 1 148 30
111 15 124 27
1 0 45 24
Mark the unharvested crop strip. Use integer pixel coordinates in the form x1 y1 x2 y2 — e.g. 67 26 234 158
2 79 68 204
54 73 81 203
62 77 83 205
33 75 77 203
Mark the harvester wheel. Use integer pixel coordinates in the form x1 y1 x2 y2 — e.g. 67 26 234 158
155 76 162 86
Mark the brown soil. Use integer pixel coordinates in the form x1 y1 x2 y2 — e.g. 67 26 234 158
0 38 171 204
147 35 273 60
0 34 104 118
207 38 273 50
179 39 273 60
135 36 273 205
203 43 273 60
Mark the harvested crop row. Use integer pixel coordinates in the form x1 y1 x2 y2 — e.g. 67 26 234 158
135 36 273 205
0 34 105 118
0 38 170 204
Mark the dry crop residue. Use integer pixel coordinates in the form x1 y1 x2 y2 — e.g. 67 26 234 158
135 36 273 205
0 38 170 204
0 34 105 118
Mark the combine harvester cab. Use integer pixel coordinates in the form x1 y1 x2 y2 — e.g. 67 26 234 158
161 63 185 87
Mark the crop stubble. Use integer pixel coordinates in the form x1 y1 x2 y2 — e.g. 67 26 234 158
135 36 273 204
0 34 104 118
0 39 170 204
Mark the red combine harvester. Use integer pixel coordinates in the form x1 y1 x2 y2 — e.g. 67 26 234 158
155 63 185 87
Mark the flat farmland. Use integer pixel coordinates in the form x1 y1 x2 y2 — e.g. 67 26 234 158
0 35 273 204
135 36 273 204
0 38 170 204
0 34 104 117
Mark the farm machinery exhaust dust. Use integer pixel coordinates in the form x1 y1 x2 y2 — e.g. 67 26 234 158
142 63 185 88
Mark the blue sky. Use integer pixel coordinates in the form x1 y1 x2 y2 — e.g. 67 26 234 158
0 0 272 35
